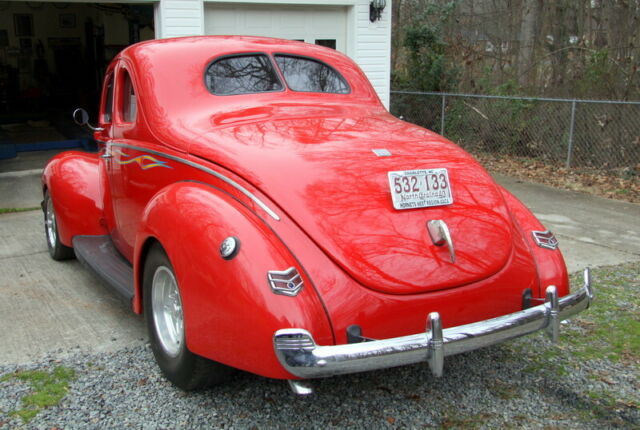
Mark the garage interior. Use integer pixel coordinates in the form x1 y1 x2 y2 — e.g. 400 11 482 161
0 1 154 158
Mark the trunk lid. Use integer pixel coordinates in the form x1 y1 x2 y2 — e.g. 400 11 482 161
188 105 515 294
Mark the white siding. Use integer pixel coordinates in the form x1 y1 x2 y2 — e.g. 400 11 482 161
352 0 391 107
155 0 204 38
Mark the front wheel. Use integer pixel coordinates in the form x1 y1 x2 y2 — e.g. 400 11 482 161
143 243 232 390
43 191 74 260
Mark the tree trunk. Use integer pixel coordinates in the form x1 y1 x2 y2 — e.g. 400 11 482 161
518 0 542 87
391 0 404 74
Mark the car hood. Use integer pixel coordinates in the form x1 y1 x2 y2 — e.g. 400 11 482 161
187 105 516 294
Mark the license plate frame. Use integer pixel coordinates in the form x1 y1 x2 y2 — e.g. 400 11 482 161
387 168 454 210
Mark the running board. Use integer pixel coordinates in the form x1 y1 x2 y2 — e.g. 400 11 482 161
73 235 134 303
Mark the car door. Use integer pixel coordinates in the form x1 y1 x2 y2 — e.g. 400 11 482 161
106 62 145 261
108 62 179 262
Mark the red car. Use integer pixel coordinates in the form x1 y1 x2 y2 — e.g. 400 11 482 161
42 36 593 394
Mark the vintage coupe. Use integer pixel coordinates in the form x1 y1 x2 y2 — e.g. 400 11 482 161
42 36 593 394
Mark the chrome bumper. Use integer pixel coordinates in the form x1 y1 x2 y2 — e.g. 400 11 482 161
274 268 593 379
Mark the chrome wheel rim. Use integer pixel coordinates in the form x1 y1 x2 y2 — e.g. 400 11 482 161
45 196 57 248
151 266 184 358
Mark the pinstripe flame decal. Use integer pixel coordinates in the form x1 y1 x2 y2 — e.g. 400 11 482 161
108 142 280 220
116 150 172 170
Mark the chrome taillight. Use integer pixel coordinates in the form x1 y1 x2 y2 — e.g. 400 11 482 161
219 236 240 260
268 267 303 296
532 230 559 250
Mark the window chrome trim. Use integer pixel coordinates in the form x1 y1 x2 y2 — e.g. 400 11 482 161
108 142 280 221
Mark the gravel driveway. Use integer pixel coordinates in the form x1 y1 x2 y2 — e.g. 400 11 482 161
1 264 638 429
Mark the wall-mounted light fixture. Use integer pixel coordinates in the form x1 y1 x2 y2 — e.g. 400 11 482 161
369 0 386 23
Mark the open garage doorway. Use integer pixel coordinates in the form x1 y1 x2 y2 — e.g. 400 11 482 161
0 1 154 158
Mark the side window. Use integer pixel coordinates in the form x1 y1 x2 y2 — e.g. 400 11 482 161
205 54 283 95
103 75 114 123
121 71 137 123
274 55 349 94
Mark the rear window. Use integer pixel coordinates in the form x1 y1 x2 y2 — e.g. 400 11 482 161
205 54 283 95
274 55 349 94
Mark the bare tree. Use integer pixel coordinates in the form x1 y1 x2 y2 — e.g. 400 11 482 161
517 0 542 87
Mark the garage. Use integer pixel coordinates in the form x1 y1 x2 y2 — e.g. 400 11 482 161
204 4 349 53
0 1 154 158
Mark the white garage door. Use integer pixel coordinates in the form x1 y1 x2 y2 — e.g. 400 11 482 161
204 4 348 53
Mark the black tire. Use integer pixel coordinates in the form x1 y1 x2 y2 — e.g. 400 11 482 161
143 243 232 390
43 191 75 261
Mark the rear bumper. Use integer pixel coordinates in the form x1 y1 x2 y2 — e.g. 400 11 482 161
274 268 593 379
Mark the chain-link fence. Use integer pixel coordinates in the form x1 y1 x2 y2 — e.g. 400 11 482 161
390 91 640 175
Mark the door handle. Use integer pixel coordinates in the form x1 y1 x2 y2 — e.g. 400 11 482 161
100 145 113 159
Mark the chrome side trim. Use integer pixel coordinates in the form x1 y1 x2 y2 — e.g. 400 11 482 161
108 142 280 221
274 268 593 379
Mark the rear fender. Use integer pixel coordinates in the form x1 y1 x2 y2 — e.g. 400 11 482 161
499 186 569 297
41 151 107 246
134 181 333 379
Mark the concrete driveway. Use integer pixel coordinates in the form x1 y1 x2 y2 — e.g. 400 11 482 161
495 174 640 271
0 210 146 365
1 151 639 366
1 150 146 365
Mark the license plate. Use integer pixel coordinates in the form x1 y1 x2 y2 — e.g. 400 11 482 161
387 168 453 210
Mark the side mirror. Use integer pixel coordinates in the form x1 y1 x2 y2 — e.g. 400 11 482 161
72 108 104 132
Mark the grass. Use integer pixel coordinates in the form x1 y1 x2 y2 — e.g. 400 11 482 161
513 263 639 365
508 262 640 426
562 264 640 362
0 207 40 214
0 366 76 423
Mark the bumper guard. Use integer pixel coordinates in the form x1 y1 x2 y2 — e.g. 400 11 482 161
274 268 593 378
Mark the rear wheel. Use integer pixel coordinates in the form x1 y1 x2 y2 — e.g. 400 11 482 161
43 191 74 260
143 243 232 390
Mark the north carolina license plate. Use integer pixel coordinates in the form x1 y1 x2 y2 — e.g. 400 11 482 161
387 168 453 210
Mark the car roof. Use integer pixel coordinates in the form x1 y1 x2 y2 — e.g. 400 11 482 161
116 36 376 104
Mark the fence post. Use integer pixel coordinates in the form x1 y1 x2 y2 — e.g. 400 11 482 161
566 100 577 168
440 95 446 135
